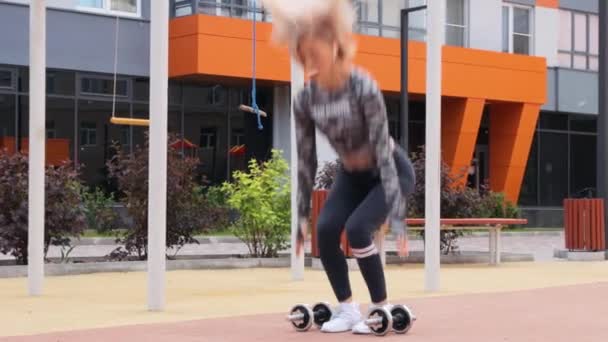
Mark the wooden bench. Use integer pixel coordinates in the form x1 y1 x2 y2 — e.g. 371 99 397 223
373 218 528 266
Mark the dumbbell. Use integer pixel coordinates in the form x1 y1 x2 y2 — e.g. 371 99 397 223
364 304 415 336
286 302 333 332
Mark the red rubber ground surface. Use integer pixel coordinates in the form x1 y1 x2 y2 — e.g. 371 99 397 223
3 282 607 342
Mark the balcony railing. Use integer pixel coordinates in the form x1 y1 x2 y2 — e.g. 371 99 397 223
169 0 427 42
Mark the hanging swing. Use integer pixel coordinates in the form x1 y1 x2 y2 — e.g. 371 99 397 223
238 0 266 128
109 16 150 127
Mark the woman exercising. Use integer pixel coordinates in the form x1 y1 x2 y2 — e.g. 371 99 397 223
262 0 416 334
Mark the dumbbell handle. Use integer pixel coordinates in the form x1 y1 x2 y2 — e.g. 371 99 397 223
287 313 305 322
365 317 384 326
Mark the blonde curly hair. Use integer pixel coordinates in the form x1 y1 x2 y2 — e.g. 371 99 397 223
261 0 357 63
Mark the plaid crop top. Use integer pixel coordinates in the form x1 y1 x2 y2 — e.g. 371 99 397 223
294 67 406 233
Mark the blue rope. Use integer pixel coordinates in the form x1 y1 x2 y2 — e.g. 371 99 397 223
251 0 263 130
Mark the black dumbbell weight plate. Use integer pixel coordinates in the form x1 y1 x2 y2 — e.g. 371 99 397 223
312 302 333 327
391 304 414 334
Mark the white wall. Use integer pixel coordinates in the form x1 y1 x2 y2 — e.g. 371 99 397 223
468 0 502 52
534 6 559 67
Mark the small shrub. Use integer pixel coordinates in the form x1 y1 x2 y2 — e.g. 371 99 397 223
221 149 290 257
106 133 222 260
81 186 121 234
0 151 86 264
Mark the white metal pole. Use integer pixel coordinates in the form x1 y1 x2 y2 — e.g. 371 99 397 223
424 0 444 292
290 58 304 280
147 0 169 311
28 0 46 297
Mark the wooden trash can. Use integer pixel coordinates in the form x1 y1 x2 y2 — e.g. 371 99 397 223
564 198 606 251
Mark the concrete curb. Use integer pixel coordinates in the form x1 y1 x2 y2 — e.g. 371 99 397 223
0 257 292 278
72 231 563 246
553 249 607 261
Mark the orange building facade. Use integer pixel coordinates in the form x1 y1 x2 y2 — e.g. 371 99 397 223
169 14 546 204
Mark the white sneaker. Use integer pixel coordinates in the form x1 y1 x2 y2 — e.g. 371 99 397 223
352 303 394 335
320 302 362 333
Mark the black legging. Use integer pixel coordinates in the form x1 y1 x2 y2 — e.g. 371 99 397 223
317 146 415 304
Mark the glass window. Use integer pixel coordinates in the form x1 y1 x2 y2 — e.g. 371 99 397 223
78 100 128 187
573 13 587 52
558 10 598 71
47 71 75 96
570 134 596 197
559 10 572 51
540 113 568 131
539 132 568 206
79 0 139 16
110 0 137 13
445 0 466 47
502 6 509 53
47 98 76 163
589 15 599 55
0 94 16 143
355 0 379 24
382 0 407 27
79 0 104 9
81 77 129 97
0 70 13 89
503 5 533 55
570 115 596 133
133 77 149 102
519 132 538 205
513 7 530 35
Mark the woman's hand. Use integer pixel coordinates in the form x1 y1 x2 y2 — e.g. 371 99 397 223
396 230 410 258
296 222 308 257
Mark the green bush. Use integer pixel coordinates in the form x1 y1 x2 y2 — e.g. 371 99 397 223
221 149 290 257
0 151 86 264
80 186 121 234
106 133 224 260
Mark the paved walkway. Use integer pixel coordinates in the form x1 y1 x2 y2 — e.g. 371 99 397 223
2 279 608 341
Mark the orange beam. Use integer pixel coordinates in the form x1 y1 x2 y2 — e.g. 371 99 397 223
489 103 540 204
169 15 547 105
536 0 559 9
441 98 485 186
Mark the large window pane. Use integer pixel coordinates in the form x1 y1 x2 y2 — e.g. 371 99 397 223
446 25 465 47
502 6 509 53
558 53 572 68
0 94 16 147
570 134 596 197
79 0 104 8
539 132 568 206
513 34 530 55
573 54 587 69
558 52 572 68
574 13 587 52
589 14 599 55
519 133 538 206
570 115 596 133
559 10 572 51
513 7 530 34
446 0 465 26
111 0 137 13
47 98 76 164
355 0 379 23
77 100 129 188
0 70 12 89
184 106 227 183
382 0 407 27
81 77 128 97
540 113 568 131
47 71 75 96
589 57 599 71
133 77 149 102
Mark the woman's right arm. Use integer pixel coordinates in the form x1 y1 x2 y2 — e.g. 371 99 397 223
294 89 317 226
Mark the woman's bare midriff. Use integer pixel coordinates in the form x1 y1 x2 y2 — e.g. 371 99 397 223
340 138 395 172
